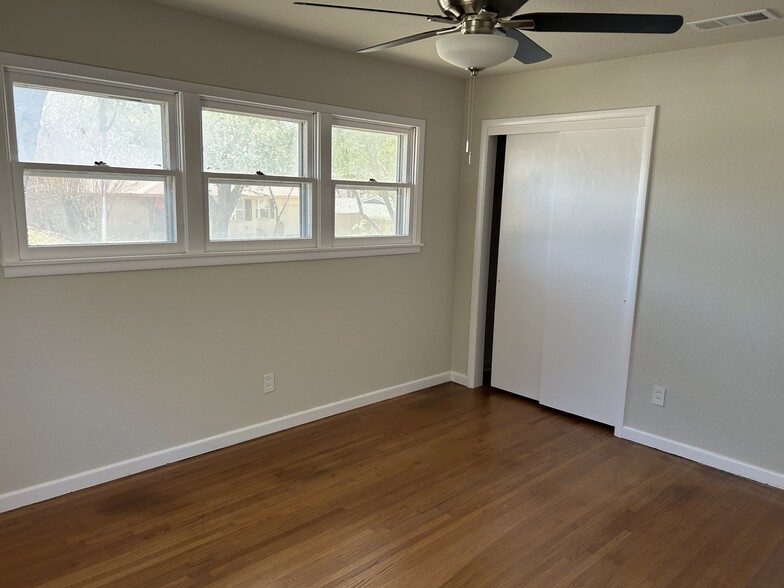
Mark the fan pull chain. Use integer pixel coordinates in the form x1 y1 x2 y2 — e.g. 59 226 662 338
465 68 478 165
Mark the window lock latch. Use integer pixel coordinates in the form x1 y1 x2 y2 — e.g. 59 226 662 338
94 161 108 166
369 178 376 182
255 170 265 176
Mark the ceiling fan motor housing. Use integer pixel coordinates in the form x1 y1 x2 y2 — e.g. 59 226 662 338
437 0 475 19
437 0 528 19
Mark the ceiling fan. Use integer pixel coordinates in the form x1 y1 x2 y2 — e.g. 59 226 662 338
294 0 684 73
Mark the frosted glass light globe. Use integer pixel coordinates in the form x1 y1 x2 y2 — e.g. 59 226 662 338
436 33 517 71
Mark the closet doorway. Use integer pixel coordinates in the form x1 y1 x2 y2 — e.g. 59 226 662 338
468 108 656 430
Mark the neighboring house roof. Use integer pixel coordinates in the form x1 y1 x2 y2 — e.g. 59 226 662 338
334 198 393 220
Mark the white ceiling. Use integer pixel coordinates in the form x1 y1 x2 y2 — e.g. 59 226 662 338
143 0 784 76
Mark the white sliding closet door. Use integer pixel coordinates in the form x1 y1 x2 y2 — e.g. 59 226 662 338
491 116 649 426
491 133 558 400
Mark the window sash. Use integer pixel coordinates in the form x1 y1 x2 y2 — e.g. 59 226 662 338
332 181 412 245
6 71 178 171
11 166 183 260
200 99 314 179
330 117 415 184
203 174 316 251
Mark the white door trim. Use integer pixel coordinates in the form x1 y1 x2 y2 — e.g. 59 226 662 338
465 106 657 435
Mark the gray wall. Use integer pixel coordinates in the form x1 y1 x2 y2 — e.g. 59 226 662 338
451 36 784 474
0 0 464 493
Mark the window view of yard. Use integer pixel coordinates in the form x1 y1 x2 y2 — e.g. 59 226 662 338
332 125 409 237
202 107 308 242
13 84 174 246
207 180 307 241
23 173 172 246
334 187 409 238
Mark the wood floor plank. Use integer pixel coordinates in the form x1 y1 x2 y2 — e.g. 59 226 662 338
1 384 782 587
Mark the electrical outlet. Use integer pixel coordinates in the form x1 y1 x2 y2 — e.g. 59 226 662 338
263 373 275 394
652 386 666 407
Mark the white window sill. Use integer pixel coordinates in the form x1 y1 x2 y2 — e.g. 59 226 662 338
1 243 424 277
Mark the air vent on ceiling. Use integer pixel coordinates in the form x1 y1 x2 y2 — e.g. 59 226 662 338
688 9 778 32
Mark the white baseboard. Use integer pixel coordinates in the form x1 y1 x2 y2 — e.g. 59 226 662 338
621 427 784 490
450 372 469 387
0 372 452 514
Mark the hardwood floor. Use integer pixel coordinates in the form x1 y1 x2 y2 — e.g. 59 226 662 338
1 383 783 587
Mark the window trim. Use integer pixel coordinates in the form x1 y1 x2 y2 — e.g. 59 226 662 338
0 52 424 277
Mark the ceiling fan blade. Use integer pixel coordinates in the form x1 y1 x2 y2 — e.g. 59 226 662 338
502 28 552 64
293 2 455 24
358 28 459 54
512 13 684 34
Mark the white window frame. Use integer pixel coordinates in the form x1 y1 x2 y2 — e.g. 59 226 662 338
200 98 317 252
2 69 184 261
330 117 417 247
0 52 424 277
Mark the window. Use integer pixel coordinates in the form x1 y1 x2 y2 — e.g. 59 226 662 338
255 200 271 220
332 120 413 241
201 102 314 246
0 52 423 276
6 74 180 258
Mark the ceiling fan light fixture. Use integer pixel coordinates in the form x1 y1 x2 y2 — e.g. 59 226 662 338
436 33 517 71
